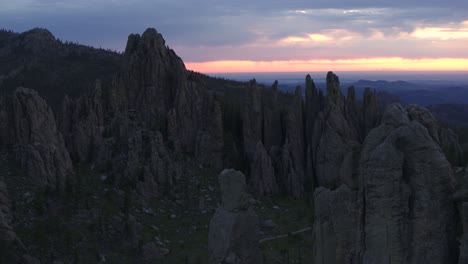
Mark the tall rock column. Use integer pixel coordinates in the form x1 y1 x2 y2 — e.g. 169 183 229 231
311 72 360 189
280 86 305 198
208 169 262 264
242 80 263 160
3 88 74 191
359 104 458 264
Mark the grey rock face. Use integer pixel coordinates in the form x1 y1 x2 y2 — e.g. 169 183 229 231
124 130 179 198
111 28 223 163
406 104 464 165
312 185 359 264
459 203 468 264
250 142 278 196
58 82 104 163
3 88 74 191
0 179 15 243
208 169 262 264
242 81 263 160
362 88 380 140
359 103 458 264
280 86 306 198
311 72 360 189
262 82 282 152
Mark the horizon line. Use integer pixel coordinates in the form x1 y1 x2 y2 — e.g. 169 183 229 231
186 58 468 73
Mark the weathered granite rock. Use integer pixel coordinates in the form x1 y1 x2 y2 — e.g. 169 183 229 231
359 104 458 264
312 185 359 264
407 104 464 165
362 88 380 140
4 88 74 191
194 95 224 169
242 80 263 160
208 169 262 264
0 179 15 243
459 202 468 264
123 129 179 198
262 81 282 152
110 28 221 160
280 86 306 197
250 142 278 196
58 81 104 163
311 72 360 189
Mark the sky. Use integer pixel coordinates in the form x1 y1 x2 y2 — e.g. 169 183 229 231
1 0 468 73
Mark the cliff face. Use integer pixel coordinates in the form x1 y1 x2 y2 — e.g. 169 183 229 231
312 104 459 264
0 88 74 191
359 104 457 263
57 29 224 197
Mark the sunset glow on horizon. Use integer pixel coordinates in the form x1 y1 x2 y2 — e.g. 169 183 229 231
2 1 468 75
186 58 468 73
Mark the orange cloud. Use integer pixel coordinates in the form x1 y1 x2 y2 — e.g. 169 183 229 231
186 58 468 73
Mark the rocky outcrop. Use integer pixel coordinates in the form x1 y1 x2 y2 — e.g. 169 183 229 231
109 28 223 167
58 81 104 163
208 169 262 264
262 81 282 152
242 80 263 160
0 179 15 244
280 86 305 197
406 104 464 165
1 88 74 191
311 103 459 263
250 142 278 196
311 72 360 189
359 104 458 263
123 129 179 198
362 87 380 140
459 202 468 264
312 185 359 264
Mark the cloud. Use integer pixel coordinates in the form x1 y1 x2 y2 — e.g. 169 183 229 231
1 0 468 64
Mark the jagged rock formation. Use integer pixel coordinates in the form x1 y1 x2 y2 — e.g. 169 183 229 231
56 28 224 197
312 104 459 264
359 104 457 263
0 179 15 245
242 80 263 160
1 27 466 262
262 81 282 152
0 88 74 191
58 81 104 163
250 142 278 196
127 130 180 198
110 28 223 162
312 185 358 264
281 86 306 197
406 104 464 165
208 169 262 264
459 202 468 264
311 72 361 189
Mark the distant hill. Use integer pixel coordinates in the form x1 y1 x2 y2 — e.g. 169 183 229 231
352 80 468 106
0 28 121 106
